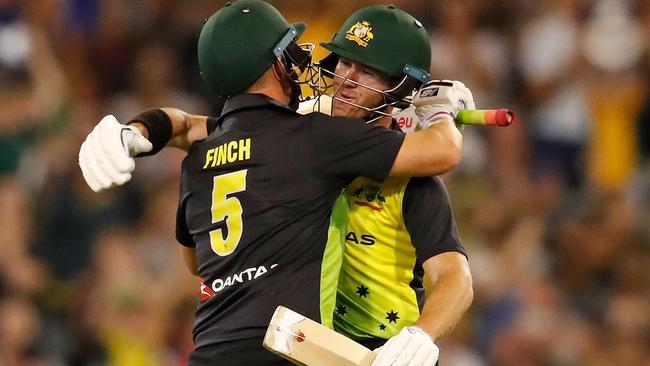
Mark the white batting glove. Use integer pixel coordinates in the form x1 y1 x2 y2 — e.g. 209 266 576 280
371 326 439 366
78 115 153 192
413 80 475 129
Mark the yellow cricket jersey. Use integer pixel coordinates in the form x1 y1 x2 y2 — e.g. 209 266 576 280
333 174 464 343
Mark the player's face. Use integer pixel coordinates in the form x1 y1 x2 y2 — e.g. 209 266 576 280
331 57 392 119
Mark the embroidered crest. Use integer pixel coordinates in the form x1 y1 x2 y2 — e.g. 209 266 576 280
345 21 374 47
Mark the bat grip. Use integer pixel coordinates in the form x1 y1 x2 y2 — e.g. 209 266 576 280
456 109 516 126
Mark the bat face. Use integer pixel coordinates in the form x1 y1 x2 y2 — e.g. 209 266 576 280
263 306 375 366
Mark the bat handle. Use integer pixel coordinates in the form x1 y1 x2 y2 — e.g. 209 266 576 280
456 109 516 127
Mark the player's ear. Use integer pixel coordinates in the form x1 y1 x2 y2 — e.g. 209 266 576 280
271 58 292 95
271 59 285 83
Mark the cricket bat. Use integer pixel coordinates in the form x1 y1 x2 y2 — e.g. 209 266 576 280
263 305 376 366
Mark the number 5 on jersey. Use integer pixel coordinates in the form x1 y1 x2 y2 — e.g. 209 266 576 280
210 170 247 256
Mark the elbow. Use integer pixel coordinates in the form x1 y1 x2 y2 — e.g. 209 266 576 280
465 277 474 309
445 129 464 171
461 268 474 310
433 142 462 175
447 260 473 311
442 145 463 173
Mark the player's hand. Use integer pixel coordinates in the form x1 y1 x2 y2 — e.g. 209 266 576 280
78 114 153 192
371 326 439 366
413 80 475 129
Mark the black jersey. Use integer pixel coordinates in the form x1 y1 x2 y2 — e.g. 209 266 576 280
175 94 404 357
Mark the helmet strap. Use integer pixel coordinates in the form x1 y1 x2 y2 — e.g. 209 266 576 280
385 75 423 109
288 79 301 110
363 106 390 124
275 54 304 111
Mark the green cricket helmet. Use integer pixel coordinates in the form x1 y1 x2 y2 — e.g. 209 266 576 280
313 5 432 120
197 0 309 96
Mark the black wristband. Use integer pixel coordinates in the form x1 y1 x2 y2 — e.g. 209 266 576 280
127 108 173 156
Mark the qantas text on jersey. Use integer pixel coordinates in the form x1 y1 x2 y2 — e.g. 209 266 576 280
200 263 279 300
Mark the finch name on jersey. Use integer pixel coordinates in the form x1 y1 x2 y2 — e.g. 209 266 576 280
203 138 252 169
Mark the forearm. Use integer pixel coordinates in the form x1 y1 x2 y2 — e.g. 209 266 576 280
416 255 473 341
390 119 463 177
129 108 209 152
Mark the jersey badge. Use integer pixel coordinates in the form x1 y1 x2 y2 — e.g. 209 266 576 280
350 184 385 211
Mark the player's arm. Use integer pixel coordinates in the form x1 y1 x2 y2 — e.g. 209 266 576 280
371 253 472 366
388 80 474 177
372 177 472 366
390 120 462 176
416 252 473 340
78 108 208 192
128 108 209 151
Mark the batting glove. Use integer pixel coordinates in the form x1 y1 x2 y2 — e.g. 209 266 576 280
78 115 152 192
371 326 439 366
413 80 475 129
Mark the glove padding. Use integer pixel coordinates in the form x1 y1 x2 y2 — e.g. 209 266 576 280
413 80 475 129
371 326 439 366
78 115 153 192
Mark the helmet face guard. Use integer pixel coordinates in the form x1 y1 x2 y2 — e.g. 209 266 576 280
273 28 315 109
302 4 432 122
303 55 429 122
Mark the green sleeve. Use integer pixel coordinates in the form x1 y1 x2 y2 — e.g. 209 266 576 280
319 193 349 328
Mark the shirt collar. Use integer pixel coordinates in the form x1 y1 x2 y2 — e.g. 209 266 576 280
220 93 295 116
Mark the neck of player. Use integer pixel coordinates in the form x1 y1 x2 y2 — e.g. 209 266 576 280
246 61 293 106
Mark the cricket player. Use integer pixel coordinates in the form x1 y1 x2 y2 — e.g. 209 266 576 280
312 6 473 366
78 1 469 365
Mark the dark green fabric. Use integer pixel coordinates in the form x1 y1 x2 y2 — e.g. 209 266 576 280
321 4 430 78
197 0 305 95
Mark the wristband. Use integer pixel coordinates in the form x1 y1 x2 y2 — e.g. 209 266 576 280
127 108 173 156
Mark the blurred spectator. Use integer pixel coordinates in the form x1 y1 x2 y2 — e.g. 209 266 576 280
0 20 67 175
583 0 646 192
0 177 48 298
518 0 592 190
428 0 529 194
26 95 144 282
0 296 46 365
